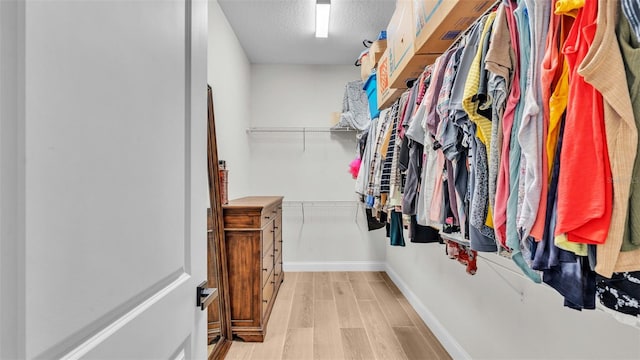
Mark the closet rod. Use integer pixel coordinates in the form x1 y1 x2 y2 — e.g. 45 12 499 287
247 126 356 151
440 0 501 54
440 232 470 247
282 200 359 207
246 126 356 133
477 254 529 281
282 200 360 224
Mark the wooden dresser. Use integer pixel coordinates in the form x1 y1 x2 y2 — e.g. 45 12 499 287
222 196 284 342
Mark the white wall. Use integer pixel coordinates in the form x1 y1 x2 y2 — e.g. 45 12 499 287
386 241 640 359
208 0 252 199
249 64 386 269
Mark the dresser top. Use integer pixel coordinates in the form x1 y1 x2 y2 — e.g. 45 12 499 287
223 196 283 209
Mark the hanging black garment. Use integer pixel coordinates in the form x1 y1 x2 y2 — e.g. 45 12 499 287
365 208 386 231
409 216 440 243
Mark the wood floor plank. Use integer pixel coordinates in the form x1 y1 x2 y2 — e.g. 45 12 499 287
250 286 294 360
313 300 344 360
397 298 451 359
349 280 375 300
286 272 300 282
332 281 364 328
225 341 255 360
330 272 349 282
298 272 314 282
347 272 366 282
243 272 449 360
289 281 314 328
313 300 340 329
269 290 294 330
282 328 314 360
369 281 414 327
362 271 384 281
313 272 334 300
393 326 443 360
381 272 404 299
278 273 298 301
340 328 375 360
294 279 314 298
357 300 408 360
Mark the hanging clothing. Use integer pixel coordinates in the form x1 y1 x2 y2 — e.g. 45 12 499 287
610 6 640 274
596 271 640 317
531 0 574 242
355 120 376 197
404 71 433 216
388 210 406 246
336 80 371 130
555 0 613 246
577 0 640 278
485 3 514 232
622 0 640 41
546 2 587 256
517 0 550 243
495 0 521 251
462 13 498 252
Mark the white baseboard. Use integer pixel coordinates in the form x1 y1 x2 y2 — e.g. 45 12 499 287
283 261 386 272
384 264 471 360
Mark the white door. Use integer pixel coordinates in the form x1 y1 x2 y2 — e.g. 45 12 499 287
0 0 209 359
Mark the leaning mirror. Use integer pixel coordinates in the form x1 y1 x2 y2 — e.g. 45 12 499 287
207 85 232 359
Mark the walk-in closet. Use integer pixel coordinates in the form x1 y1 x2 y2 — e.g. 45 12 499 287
2 0 640 359
211 0 640 359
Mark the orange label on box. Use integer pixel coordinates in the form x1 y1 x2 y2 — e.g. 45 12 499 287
378 55 389 95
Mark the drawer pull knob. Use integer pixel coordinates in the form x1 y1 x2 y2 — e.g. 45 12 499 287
270 254 275 257
263 299 268 303
264 216 270 220
271 280 276 284
274 226 279 230
262 268 268 271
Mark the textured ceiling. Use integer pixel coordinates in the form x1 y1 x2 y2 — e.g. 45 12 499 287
217 0 396 65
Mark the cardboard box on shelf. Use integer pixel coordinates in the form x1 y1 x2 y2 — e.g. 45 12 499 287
386 1 416 88
377 50 391 103
378 87 404 110
389 53 438 89
413 0 495 54
386 1 439 88
376 49 405 110
369 39 387 64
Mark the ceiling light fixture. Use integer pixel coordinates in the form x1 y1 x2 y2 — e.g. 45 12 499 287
315 0 331 38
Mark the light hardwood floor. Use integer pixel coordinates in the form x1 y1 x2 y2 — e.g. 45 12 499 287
224 272 451 360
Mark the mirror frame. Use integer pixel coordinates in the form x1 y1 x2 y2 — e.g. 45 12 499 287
207 85 233 359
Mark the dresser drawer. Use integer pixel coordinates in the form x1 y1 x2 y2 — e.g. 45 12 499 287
273 232 282 257
262 270 275 317
262 225 274 258
274 214 282 238
274 255 283 281
262 250 274 287
260 205 280 228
